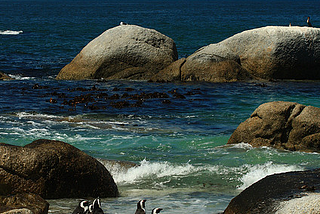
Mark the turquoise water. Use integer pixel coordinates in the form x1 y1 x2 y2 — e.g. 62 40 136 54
2 0 320 213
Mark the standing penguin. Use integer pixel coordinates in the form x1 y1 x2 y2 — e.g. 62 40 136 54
72 200 90 214
135 199 147 214
151 208 163 214
88 198 104 214
307 17 313 27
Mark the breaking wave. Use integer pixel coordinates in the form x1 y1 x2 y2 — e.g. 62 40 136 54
102 159 305 193
0 30 23 35
238 161 304 190
108 159 196 184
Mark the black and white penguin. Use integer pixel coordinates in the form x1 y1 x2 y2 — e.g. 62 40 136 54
307 17 313 27
120 21 128 25
72 200 90 214
151 208 163 214
135 199 147 214
88 197 104 214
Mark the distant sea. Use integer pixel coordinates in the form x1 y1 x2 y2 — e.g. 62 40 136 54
1 0 320 213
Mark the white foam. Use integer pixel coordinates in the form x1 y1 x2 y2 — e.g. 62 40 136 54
16 112 61 120
238 161 303 190
230 142 253 150
0 30 23 35
8 74 35 80
110 159 196 184
275 193 320 214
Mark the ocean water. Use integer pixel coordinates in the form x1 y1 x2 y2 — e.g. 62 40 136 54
1 0 320 213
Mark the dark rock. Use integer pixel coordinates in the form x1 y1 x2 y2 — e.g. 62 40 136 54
109 94 120 100
0 139 119 199
0 193 49 214
110 100 130 109
223 169 320 214
125 87 135 91
162 100 171 104
228 101 320 152
32 84 49 90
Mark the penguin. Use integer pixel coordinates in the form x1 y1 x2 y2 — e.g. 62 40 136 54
307 17 313 27
151 208 163 214
72 200 90 214
135 199 147 214
88 197 104 214
120 21 128 25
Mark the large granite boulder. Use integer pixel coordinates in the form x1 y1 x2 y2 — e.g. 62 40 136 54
150 51 251 83
151 26 320 82
56 25 178 80
228 101 320 152
0 139 119 199
150 52 251 82
204 26 320 80
179 50 251 82
0 193 49 214
224 168 320 214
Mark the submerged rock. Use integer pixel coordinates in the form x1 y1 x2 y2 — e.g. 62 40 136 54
0 72 13 80
0 193 49 214
56 25 178 80
0 139 119 199
224 168 320 214
228 101 320 152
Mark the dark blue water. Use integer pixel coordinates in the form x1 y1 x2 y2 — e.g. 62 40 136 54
1 0 320 213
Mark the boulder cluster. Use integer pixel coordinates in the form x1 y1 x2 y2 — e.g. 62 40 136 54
4 24 320 213
223 101 320 213
57 25 320 82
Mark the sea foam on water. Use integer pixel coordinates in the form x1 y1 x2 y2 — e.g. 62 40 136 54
0 30 23 35
238 161 304 190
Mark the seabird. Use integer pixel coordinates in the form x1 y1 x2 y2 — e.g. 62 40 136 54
151 208 163 214
307 17 313 27
72 200 90 214
120 21 128 25
135 199 147 214
88 198 104 214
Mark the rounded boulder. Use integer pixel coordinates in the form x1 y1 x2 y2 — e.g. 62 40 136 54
212 26 320 80
0 139 119 199
56 25 178 80
228 101 320 152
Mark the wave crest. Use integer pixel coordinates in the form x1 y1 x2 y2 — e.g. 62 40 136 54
111 159 195 184
238 161 304 190
0 30 23 35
